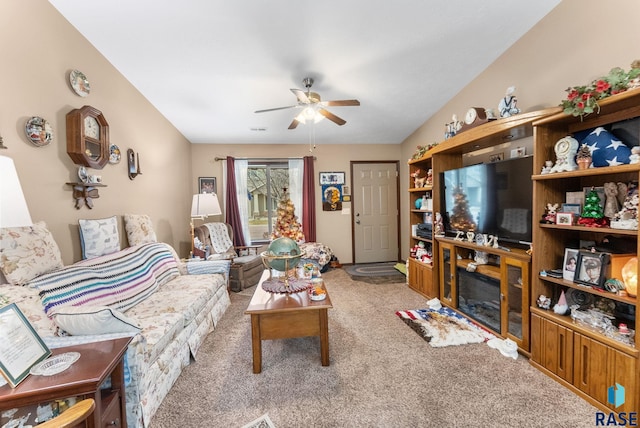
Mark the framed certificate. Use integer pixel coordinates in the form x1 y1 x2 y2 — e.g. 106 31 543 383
0 303 51 387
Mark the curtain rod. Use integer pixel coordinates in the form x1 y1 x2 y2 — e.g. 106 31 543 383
214 156 315 161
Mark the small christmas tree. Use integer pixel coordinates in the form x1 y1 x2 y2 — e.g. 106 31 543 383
578 187 608 227
450 186 477 231
271 188 306 242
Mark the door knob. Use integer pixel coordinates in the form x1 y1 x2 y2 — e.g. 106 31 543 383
356 219 360 224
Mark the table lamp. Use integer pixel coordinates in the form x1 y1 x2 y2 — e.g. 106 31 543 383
190 193 222 257
0 155 33 228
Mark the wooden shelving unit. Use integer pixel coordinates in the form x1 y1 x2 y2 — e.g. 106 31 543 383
530 89 640 413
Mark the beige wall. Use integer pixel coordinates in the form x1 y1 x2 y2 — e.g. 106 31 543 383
191 144 402 264
400 0 640 259
3 0 639 267
1 0 193 264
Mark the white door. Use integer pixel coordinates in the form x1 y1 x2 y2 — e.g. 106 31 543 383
352 162 399 263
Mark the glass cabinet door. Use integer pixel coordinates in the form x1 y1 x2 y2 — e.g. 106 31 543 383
502 257 529 346
439 242 455 307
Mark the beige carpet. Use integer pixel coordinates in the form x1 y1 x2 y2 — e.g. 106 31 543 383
149 268 598 428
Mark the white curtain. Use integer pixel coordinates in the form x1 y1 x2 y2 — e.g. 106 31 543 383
289 159 303 229
234 159 252 245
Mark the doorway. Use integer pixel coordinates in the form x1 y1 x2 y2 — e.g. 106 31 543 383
351 161 400 263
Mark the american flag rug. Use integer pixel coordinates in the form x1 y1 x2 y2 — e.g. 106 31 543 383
395 307 494 347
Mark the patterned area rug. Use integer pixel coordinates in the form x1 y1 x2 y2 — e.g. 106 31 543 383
396 307 495 347
241 413 276 428
344 262 406 284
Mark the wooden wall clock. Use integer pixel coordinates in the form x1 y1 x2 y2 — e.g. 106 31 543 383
66 105 110 169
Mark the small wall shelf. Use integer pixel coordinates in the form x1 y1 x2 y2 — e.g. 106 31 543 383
66 182 106 209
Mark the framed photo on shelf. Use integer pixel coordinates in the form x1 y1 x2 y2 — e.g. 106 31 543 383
574 251 609 289
198 177 217 194
319 172 345 185
565 191 585 207
489 153 504 162
563 248 579 281
556 212 574 225
561 203 581 216
0 303 51 387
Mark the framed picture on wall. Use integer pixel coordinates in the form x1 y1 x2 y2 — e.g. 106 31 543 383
198 177 217 194
319 172 345 185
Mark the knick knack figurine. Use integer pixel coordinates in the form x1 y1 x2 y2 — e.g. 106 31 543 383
499 86 521 118
603 182 620 219
576 144 592 170
420 195 429 210
629 146 640 164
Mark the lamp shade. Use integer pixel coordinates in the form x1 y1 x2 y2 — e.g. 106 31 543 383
191 193 222 219
0 156 33 228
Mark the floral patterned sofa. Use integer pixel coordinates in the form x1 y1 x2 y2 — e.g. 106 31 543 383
0 219 230 428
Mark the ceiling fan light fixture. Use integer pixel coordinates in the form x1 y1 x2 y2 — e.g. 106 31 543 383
256 77 357 128
296 106 324 124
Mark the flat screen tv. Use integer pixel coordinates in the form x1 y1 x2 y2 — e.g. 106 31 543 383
440 155 533 245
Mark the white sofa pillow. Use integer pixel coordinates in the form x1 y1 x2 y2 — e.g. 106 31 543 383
0 221 64 286
51 306 141 335
123 214 157 246
79 216 120 259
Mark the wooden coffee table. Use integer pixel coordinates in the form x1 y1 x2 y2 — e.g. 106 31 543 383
244 271 333 373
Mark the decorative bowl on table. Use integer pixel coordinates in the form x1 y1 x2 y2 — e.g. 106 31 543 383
309 282 327 301
30 352 80 376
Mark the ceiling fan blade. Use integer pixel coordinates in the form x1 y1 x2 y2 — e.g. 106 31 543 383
288 118 301 129
291 88 310 104
321 99 360 107
318 108 346 126
254 105 298 113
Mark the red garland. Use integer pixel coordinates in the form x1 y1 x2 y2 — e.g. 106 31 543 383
577 217 609 227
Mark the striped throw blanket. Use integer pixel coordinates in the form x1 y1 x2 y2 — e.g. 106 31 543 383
31 243 179 317
185 259 230 276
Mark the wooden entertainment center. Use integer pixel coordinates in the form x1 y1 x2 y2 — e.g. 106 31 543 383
407 108 554 354
408 90 640 413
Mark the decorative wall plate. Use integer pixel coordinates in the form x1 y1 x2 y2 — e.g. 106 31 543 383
109 143 121 164
24 116 53 147
69 69 90 97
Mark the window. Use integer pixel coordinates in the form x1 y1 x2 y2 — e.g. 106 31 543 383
247 162 289 243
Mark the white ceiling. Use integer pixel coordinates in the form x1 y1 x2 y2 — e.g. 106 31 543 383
48 0 560 145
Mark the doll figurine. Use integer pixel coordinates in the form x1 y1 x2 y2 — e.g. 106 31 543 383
499 86 521 118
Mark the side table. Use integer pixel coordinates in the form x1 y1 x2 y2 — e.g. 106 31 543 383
0 336 131 428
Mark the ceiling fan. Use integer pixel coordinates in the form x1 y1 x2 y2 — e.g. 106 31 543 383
255 77 360 129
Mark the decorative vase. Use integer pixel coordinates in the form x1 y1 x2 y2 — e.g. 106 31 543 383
577 157 591 170
415 198 422 209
